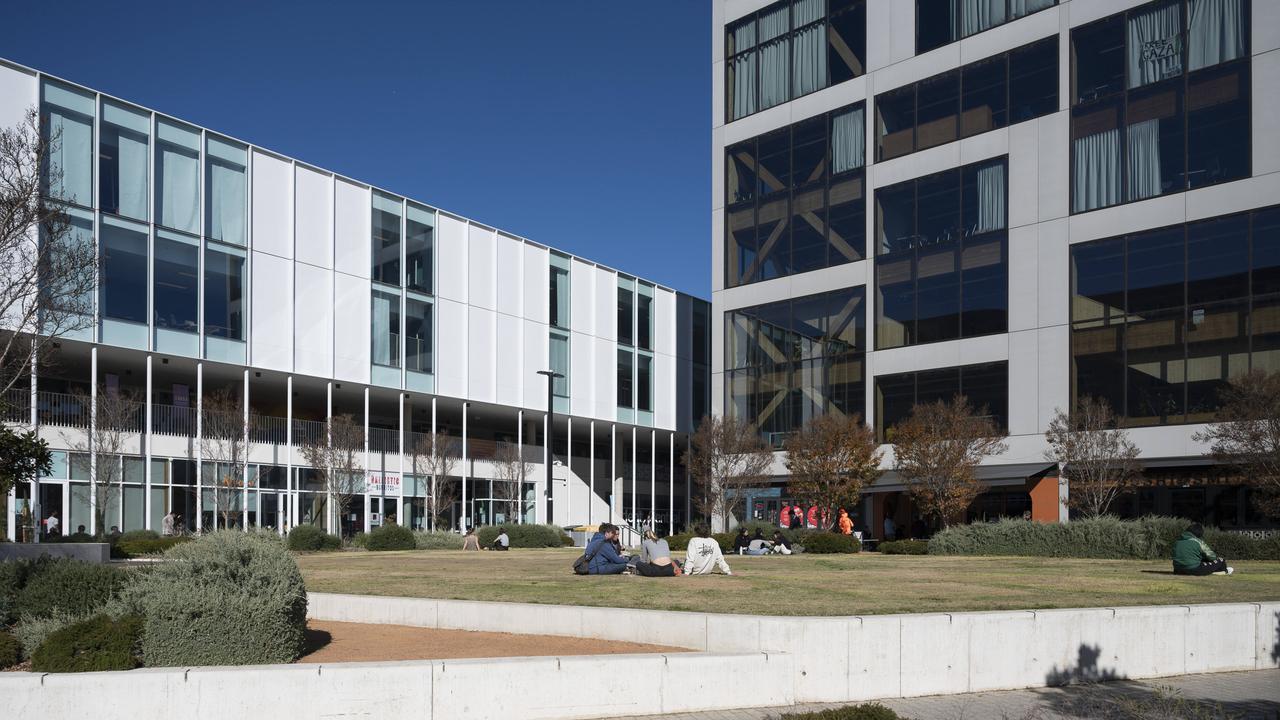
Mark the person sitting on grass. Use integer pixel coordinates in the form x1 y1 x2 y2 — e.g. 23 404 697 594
585 523 629 575
462 527 481 551
1173 523 1234 576
633 529 681 577
732 527 752 555
682 525 732 576
489 527 510 551
746 528 772 556
770 530 793 555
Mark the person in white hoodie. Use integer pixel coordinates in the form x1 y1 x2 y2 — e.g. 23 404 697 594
682 526 733 576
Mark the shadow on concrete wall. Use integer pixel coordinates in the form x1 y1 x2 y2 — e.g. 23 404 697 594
1044 644 1122 687
1273 611 1279 667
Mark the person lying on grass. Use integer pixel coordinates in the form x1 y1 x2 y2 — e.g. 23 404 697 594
682 525 732 576
1172 523 1234 576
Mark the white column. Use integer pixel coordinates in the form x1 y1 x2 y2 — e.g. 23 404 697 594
630 426 637 527
397 392 405 526
195 362 203 532
650 429 656 531
430 397 437 531
541 412 549 526
363 387 370 534
285 375 293 536
461 402 469 531
144 355 153 530
566 417 572 526
516 409 524 525
89 346 98 536
325 381 333 535
588 420 595 526
242 369 250 530
610 424 616 523
669 432 675 536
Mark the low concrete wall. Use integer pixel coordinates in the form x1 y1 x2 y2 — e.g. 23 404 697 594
311 593 1280 702
0 542 110 564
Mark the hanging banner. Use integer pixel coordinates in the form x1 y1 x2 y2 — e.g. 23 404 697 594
366 473 401 494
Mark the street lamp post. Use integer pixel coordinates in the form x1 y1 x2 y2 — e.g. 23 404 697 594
535 370 563 524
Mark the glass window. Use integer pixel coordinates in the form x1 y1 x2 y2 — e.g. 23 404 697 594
792 0 827 98
1072 322 1126 420
637 354 653 412
828 175 865 264
204 246 244 340
962 54 1007 137
727 15 758 121
1187 64 1250 189
828 0 866 85
875 361 1009 440
550 332 570 398
1253 208 1280 298
153 232 199 334
916 168 960 246
915 243 961 344
406 203 434 294
206 135 246 246
40 80 94 207
371 289 400 368
406 297 432 374
1009 36 1058 122
960 235 1007 337
916 0 957 53
915 71 960 151
155 119 200 234
637 289 654 351
1187 215 1248 305
877 85 915 161
876 179 916 256
372 192 402 286
1072 15 1125 104
99 218 148 324
876 254 914 349
617 349 634 408
1125 81 1185 202
917 0 1055 54
550 257 570 329
758 3 792 111
1126 226 1186 316
99 100 149 221
1071 100 1122 213
1071 237 1125 326
618 285 634 346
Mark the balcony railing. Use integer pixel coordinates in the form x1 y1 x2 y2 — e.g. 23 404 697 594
292 419 325 447
37 391 90 429
151 403 195 437
3 388 27 423
252 414 289 446
367 427 399 454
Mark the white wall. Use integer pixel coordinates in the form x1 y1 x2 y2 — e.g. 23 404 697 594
332 272 370 384
293 263 333 378
293 166 332 269
333 179 369 278
249 252 291 371
250 151 292 260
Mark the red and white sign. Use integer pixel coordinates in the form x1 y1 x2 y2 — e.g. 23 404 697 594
366 473 401 494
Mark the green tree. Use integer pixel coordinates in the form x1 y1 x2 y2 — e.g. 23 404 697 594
0 425 52 497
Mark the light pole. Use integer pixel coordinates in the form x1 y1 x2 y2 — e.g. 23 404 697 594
535 369 563 524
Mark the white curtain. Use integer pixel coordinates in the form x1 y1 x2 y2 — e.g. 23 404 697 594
210 161 246 246
47 110 92 204
791 0 826 97
732 53 757 119
1011 0 1054 19
831 107 865 173
372 294 392 366
1072 129 1122 213
1126 119 1162 201
159 145 199 234
962 0 1006 37
1127 2 1183 88
975 163 1006 233
117 131 148 220
1188 0 1246 71
758 5 790 109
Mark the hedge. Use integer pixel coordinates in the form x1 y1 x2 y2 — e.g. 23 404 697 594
117 529 160 543
878 539 929 555
364 524 415 551
0 557 48 624
31 614 143 673
14 610 87 660
15 558 127 620
113 536 191 558
476 524 568 548
927 516 1280 560
0 630 19 669
782 703 904 720
414 530 465 550
286 524 342 551
121 531 308 667
796 532 860 554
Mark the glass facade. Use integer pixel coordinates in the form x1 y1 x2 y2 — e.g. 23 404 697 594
40 81 94 207
406 203 434 294
874 361 1008 440
1071 205 1279 427
99 217 148 325
99 99 149 221
155 119 201 234
550 254 570 330
204 246 245 340
550 331 570 398
154 232 199 334
405 297 432 374
371 288 401 368
206 135 247 247
916 0 1056 54
372 192 402 286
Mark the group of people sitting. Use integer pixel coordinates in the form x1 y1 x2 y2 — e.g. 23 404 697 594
582 524 733 576
461 527 510 551
731 527 794 555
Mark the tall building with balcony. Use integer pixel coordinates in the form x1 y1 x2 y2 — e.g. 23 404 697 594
712 0 1279 531
1 58 711 540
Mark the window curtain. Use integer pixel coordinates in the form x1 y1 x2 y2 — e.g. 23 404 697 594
47 110 92 204
975 163 1006 233
831 107 865 173
210 161 246 246
758 5 790 110
1126 119 1162 201
1072 129 1121 213
731 22 757 119
962 0 1006 38
372 294 392 366
791 0 826 97
159 145 199 234
117 130 148 220
1011 0 1054 19
1127 2 1183 88
1188 0 1245 71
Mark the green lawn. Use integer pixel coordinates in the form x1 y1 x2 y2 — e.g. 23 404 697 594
296 548 1280 616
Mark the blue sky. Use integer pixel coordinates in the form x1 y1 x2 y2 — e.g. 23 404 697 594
3 1 712 296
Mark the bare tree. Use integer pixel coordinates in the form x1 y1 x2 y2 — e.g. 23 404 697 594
1045 397 1141 518
199 388 259 530
1194 369 1280 518
64 388 140 535
300 413 366 536
0 107 97 396
893 397 1007 528
785 413 883 529
492 443 530 525
409 431 459 531
684 414 774 532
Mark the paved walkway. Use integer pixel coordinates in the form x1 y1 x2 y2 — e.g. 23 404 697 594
608 670 1280 720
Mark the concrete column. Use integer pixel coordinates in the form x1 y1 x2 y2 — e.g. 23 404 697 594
195 362 203 532
398 393 405 527
566 417 572 526
89 346 97 536
242 369 250 530
285 375 293 536
325 381 333 535
517 409 524 525
669 432 675 536
650 428 656 531
541 412 549 526
461 402 469 531
588 420 595 526
430 397 437 531
363 387 370 534
630 426 637 526
144 355 153 530
610 424 616 523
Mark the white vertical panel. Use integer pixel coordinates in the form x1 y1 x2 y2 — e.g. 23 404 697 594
437 215 468 303
1037 325 1070 433
294 166 332 269
333 179 369 278
332 273 370 383
656 353 676 430
495 234 522 317
570 331 592 417
522 244 549 325
522 319 549 410
594 266 616 341
1007 225 1037 333
495 313 522 406
467 224 496 310
1008 122 1038 229
655 288 676 356
1036 111 1070 222
1007 330 1038 437
250 152 292 259
864 0 893 72
436 298 468 398
250 252 291 371
1253 51 1280 177
467 306 496 402
593 336 615 420
294 263 333 377
570 259 594 334
0 64 37 135
1036 219 1070 328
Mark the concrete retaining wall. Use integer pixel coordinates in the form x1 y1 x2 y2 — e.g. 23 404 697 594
0 542 110 563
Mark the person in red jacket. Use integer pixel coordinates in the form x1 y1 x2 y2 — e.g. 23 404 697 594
837 508 853 535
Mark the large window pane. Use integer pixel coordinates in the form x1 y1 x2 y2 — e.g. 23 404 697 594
1187 0 1247 71
637 289 654 351
916 0 957 53
406 203 434 294
41 81 94 207
206 136 246 246
962 160 1006 234
961 362 1007 429
405 298 432 374
153 233 198 333
1125 309 1185 426
827 175 864 264
1253 208 1280 297
915 71 960 151
1073 16 1125 104
1071 237 1125 325
99 219 148 324
1127 1 1183 89
876 254 914 349
1187 64 1250 189
877 86 916 161
915 243 961 344
962 54 1007 137
617 349 634 408
876 180 916 255
550 332 570 398
372 192 402 286
1186 299 1249 422
1125 82 1185 202
1009 36 1058 123
758 4 791 110
1187 215 1248 305
1073 323 1126 415
960 235 1006 337
617 285 633 346
1126 227 1186 316
828 0 866 84
916 168 960 246
790 185 826 273
204 247 244 340
100 101 149 221
1071 101 1122 213
637 354 653 412
550 259 570 329
791 0 827 97
371 290 400 368
155 119 200 234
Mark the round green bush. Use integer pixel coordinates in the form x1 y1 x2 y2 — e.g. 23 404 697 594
878 539 929 555
364 524 415 551
0 631 19 669
414 530 465 549
31 614 142 673
287 524 340 551
117 529 160 543
120 530 308 667
794 532 860 554
16 558 127 620
476 524 568 548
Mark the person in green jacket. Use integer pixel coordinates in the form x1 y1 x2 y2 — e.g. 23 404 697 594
1172 523 1234 576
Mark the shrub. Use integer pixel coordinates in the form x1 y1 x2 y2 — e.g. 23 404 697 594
561 534 577 546
286 524 341 551
364 524 415 551
0 557 49 624
879 539 929 555
413 530 465 549
31 614 142 673
121 530 308 667
113 537 191 559
16 558 127 620
14 610 87 659
476 524 568 548
60 531 95 543
349 531 368 549
795 532 860 554
0 631 19 669
782 702 904 720
117 529 160 543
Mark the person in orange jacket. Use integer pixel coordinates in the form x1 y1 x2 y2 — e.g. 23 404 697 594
837 508 853 535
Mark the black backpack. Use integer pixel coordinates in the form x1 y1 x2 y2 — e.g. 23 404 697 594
573 542 600 575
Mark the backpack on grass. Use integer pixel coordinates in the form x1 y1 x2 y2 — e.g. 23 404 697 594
573 542 600 575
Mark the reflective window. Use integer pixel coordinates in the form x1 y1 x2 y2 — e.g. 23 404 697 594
206 135 246 246
153 232 199 333
917 0 1056 54
155 119 200 234
550 254 571 329
371 289 400 368
874 361 1008 441
40 80 94 207
406 203 434 294
550 332 570 398
99 218 148 324
637 354 653 412
372 192 402 286
99 100 149 221
204 246 244 340
406 297 432 374
618 284 634 346
637 286 654 351
617 349 634 408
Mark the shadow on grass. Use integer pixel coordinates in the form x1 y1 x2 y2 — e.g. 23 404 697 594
1139 570 1176 575
302 627 332 656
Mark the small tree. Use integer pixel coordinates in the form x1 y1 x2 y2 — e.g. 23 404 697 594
1045 397 1141 518
893 397 1007 528
199 388 259 530
1194 369 1280 518
0 425 51 498
65 388 139 535
492 443 530 525
410 431 461 531
785 413 882 529
300 413 366 536
684 414 774 531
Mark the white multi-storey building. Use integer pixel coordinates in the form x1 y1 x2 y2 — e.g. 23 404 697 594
1 58 711 540
712 0 1279 531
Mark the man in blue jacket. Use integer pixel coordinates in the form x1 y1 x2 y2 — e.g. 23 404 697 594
585 523 629 575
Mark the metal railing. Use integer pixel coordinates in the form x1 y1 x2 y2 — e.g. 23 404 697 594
37 390 90 428
292 419 326 447
2 388 27 423
367 427 399 454
151 403 195 437
252 414 289 445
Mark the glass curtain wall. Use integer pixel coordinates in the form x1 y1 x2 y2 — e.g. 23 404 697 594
405 298 432 374
917 0 1057 54
406 203 434 294
550 254 571 329
371 289 401 368
40 80 94 207
153 231 199 337
155 119 200 234
99 217 148 326
206 136 246 247
372 192 402 285
99 100 149 221
204 245 245 341
874 361 1008 440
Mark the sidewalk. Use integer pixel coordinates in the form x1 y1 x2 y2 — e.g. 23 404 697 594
608 670 1280 720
